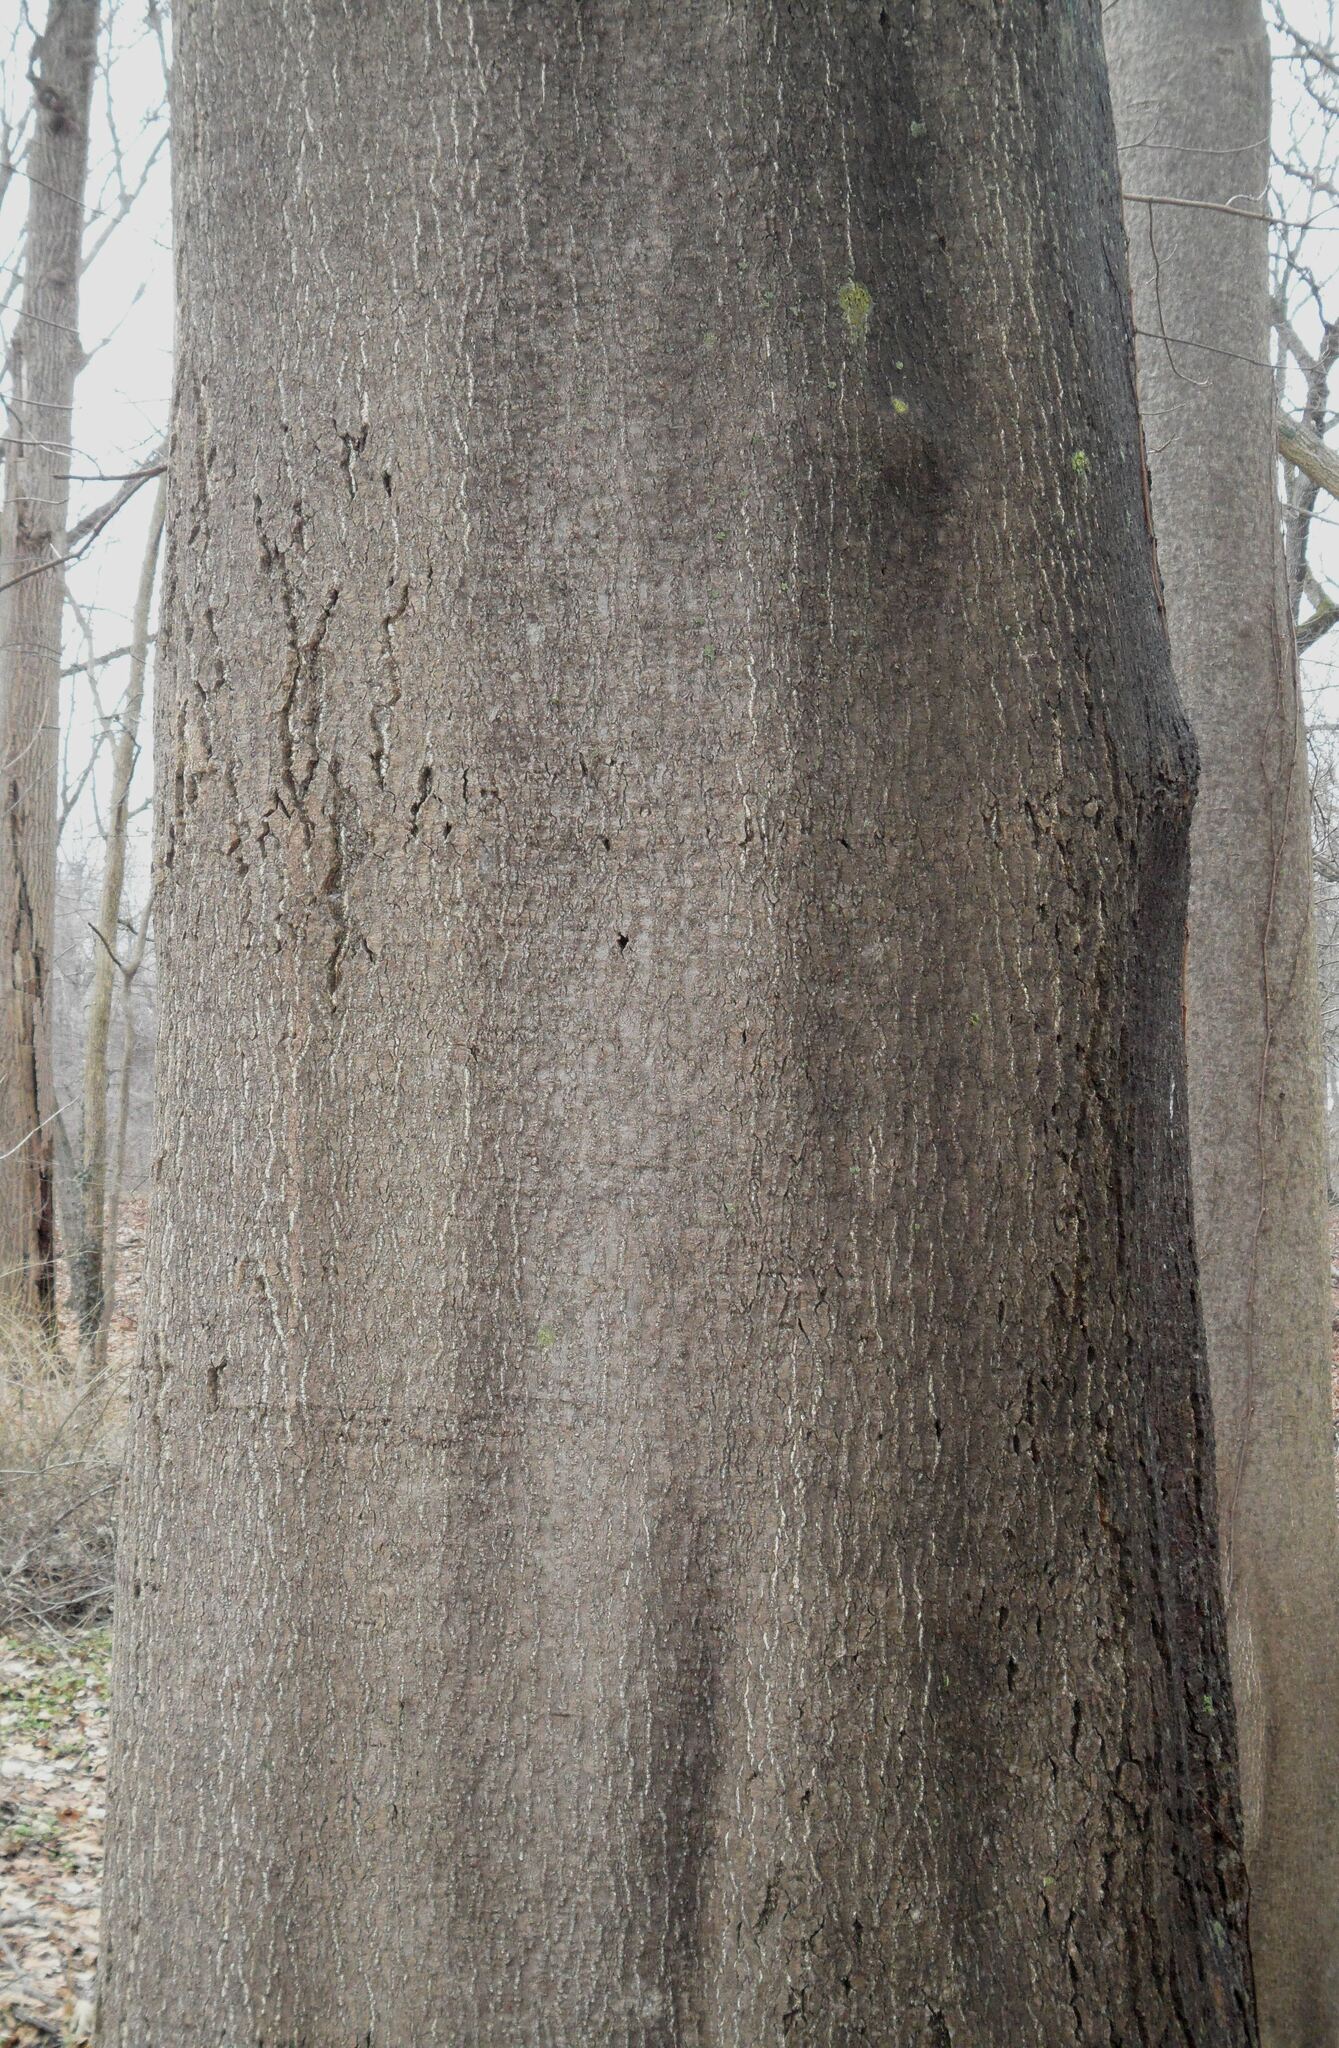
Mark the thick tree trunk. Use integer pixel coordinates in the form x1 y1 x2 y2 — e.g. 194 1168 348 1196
0 0 99 1332
1108 10 1339 2042
100 7 1256 2043
70 477 163 1355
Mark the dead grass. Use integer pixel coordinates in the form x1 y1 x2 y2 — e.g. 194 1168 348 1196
0 1330 124 1633
0 1199 146 1634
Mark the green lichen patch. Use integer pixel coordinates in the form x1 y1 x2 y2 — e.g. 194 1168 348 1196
838 279 872 342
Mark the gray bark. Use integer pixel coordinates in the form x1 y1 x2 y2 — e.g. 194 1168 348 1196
96 881 151 1375
1278 412 1339 504
0 0 99 1331
100 6 1256 2044
1109 7 1339 2043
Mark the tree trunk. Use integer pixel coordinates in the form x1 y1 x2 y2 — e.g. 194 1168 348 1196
0 0 99 1334
99 8 1256 2043
96 882 151 1376
1108 10 1339 2042
69 477 162 1356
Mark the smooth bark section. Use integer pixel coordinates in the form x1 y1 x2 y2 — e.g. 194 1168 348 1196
69 477 162 1356
0 0 99 1331
101 7 1254 2043
1110 7 1339 2042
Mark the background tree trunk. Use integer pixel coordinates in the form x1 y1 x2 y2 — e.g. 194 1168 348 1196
100 7 1256 2042
69 476 162 1357
0 0 99 1333
1108 10 1339 2042
95 880 151 1376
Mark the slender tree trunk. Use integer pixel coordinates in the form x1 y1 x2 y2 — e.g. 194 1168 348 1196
96 883 150 1376
100 7 1256 2042
1109 9 1339 2042
0 0 99 1333
70 477 162 1356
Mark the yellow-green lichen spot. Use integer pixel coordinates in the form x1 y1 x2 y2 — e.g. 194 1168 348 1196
839 279 872 342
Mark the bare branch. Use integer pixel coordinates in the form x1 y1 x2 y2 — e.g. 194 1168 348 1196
0 445 164 596
1279 409 1339 497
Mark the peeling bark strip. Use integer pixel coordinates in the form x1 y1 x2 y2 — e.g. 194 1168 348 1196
100 6 1255 2043
0 0 99 1332
1109 5 1339 2042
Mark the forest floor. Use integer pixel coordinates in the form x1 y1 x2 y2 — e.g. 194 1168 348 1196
4 1212 1339 2045
1 1198 143 2047
0 1633 107 2046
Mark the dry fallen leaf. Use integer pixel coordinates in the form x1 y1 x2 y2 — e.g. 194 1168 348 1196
1 1630 108 2048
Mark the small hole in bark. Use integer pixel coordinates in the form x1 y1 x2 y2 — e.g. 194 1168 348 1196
617 932 629 952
